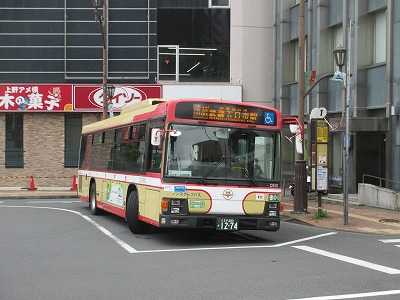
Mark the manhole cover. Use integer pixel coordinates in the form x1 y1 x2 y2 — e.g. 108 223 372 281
379 219 400 224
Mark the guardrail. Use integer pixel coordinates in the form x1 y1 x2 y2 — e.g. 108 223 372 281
362 174 400 190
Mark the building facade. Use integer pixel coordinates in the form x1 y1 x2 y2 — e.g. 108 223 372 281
0 0 276 187
274 0 400 192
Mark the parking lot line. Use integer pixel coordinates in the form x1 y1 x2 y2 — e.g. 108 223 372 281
293 245 400 275
288 289 400 300
379 239 400 243
26 200 80 204
134 232 337 254
0 205 137 254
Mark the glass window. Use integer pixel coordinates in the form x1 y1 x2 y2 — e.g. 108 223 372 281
165 124 280 183
64 113 82 168
5 113 24 168
148 127 164 172
112 125 146 173
374 11 387 63
209 0 230 8
158 8 230 82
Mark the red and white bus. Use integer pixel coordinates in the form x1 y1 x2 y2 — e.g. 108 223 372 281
78 99 284 233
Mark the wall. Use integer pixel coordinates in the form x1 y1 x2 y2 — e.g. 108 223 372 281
230 0 275 103
0 112 99 188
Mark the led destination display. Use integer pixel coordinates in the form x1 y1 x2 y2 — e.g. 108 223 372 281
175 102 277 126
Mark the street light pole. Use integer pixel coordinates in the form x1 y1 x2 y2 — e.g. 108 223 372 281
294 0 307 212
92 0 109 119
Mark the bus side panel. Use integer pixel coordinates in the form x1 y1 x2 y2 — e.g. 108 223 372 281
78 174 90 201
143 187 161 225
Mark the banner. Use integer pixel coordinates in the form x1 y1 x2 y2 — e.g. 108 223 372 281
0 84 73 112
74 85 162 112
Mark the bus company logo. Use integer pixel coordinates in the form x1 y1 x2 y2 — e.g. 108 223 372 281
222 189 233 200
88 86 147 109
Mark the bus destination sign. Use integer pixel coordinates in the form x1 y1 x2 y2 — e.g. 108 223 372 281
175 102 277 126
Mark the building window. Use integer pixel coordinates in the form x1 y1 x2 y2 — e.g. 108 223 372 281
64 114 82 168
5 113 24 168
209 0 230 8
374 11 386 64
158 8 230 82
289 39 306 82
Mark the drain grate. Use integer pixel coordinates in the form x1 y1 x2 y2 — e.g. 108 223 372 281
379 218 400 224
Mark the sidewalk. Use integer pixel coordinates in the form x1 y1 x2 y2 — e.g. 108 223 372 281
282 198 400 235
0 188 78 200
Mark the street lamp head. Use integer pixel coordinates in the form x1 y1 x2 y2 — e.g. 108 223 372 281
93 0 103 9
107 85 115 99
333 46 346 71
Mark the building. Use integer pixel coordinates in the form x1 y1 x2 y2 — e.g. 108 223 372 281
274 0 400 192
0 0 276 187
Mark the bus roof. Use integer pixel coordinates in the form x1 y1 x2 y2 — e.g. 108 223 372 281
81 98 167 134
81 98 280 135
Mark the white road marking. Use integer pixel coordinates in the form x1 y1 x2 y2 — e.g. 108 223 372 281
134 232 337 254
293 245 400 275
288 289 400 300
26 200 80 204
379 239 400 243
0 205 137 254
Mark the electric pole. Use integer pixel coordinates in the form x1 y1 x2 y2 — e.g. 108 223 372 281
294 0 308 212
92 0 109 119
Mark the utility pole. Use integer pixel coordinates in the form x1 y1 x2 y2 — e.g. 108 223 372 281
101 0 109 120
343 2 352 225
92 0 109 119
294 0 307 212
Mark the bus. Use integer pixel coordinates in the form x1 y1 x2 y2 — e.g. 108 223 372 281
78 98 284 234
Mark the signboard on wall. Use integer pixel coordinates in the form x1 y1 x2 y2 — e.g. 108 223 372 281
0 84 73 112
74 85 162 112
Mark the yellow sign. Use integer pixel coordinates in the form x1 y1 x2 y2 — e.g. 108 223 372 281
316 120 328 143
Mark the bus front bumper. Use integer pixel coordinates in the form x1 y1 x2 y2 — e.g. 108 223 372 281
159 214 280 231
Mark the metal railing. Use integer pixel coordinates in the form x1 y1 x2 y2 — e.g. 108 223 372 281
362 174 400 191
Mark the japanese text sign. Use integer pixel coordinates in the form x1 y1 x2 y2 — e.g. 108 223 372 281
74 85 162 112
0 84 73 112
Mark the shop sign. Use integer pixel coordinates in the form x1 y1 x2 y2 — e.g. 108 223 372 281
74 85 162 112
0 84 73 112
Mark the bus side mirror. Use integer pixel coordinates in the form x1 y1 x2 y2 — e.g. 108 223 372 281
151 128 162 146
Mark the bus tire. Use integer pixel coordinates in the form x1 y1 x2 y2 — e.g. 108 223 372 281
89 182 99 215
126 191 150 234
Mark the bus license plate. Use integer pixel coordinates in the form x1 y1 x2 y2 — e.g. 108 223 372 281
216 217 239 231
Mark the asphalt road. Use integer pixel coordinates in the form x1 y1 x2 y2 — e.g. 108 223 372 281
1 199 400 300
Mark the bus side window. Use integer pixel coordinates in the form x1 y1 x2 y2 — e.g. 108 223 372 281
148 127 163 172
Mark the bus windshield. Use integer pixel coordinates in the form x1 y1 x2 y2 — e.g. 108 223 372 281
165 124 280 183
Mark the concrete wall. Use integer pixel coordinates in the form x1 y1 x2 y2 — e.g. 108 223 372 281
230 0 275 104
358 183 400 210
0 112 99 188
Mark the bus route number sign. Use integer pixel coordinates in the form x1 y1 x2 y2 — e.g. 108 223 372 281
175 102 277 126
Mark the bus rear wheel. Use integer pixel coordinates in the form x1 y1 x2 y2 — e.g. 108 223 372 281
126 192 151 234
89 182 99 215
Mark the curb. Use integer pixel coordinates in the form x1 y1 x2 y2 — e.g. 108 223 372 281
0 194 79 200
281 202 400 235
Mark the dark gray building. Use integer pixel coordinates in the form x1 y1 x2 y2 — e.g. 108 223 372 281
274 0 400 192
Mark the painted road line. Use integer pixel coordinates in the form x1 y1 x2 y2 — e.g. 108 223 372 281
379 239 400 243
288 289 400 300
0 205 137 254
26 200 80 204
293 245 400 275
134 232 337 254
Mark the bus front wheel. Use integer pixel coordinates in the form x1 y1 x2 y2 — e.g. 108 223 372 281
89 182 99 215
126 192 150 234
